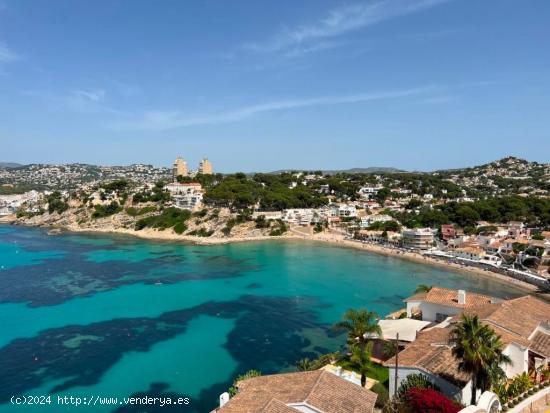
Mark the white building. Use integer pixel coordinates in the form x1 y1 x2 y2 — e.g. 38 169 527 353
164 182 202 195
252 211 283 221
402 228 435 250
164 182 203 210
282 209 315 225
0 190 42 215
387 288 550 406
330 204 357 218
172 193 203 210
358 186 382 199
360 214 393 228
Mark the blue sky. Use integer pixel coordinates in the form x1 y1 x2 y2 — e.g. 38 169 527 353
0 0 549 172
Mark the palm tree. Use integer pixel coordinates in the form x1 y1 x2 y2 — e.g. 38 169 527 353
450 314 511 406
296 358 313 371
414 284 432 293
350 342 373 387
333 309 381 350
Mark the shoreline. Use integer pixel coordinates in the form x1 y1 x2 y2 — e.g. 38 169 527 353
296 233 541 294
1 217 542 294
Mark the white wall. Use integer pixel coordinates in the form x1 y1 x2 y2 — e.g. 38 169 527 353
406 302 462 322
503 343 527 378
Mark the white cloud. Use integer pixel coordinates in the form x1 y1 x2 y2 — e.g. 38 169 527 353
70 89 106 102
244 0 451 55
113 86 436 131
110 80 142 97
22 88 128 117
0 43 19 63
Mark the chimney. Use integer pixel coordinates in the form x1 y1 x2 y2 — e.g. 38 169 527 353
457 290 466 305
219 392 230 408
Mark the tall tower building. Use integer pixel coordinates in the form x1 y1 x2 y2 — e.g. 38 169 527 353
173 157 188 181
198 158 213 175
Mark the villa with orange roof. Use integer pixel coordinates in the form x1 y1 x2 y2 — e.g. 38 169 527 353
386 287 550 405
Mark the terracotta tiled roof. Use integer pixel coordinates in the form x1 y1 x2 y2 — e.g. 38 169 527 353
404 287 495 310
393 294 550 387
218 370 377 413
481 295 550 340
261 400 300 413
530 331 550 358
384 327 470 386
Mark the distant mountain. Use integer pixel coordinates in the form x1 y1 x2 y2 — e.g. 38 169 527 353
270 167 405 175
0 162 22 169
435 156 549 175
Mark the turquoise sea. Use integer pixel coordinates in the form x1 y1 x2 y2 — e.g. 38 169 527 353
0 225 527 412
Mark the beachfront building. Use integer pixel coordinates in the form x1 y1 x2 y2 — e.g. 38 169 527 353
402 228 435 250
172 192 203 210
360 214 393 228
164 182 204 210
252 211 283 221
213 370 378 413
441 246 503 267
331 204 358 218
172 157 188 180
198 158 213 175
0 190 42 215
387 287 550 405
451 246 486 261
441 224 456 241
281 208 328 225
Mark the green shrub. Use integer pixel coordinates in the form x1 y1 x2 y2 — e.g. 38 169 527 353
92 201 122 218
193 208 208 218
228 370 261 397
192 227 214 237
126 207 138 216
47 191 69 214
371 382 389 408
254 215 270 229
135 208 191 231
396 373 438 400
173 222 187 234
269 220 288 236
222 218 237 236
137 206 157 215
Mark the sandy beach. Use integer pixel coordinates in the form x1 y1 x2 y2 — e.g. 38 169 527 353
2 214 543 294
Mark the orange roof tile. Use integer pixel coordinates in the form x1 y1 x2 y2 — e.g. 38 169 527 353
404 287 495 310
218 370 377 413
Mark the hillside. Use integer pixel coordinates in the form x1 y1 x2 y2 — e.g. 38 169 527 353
0 162 22 169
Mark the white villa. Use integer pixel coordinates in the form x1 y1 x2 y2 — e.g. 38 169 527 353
164 182 202 195
358 186 383 199
360 214 393 228
386 287 550 405
164 182 204 210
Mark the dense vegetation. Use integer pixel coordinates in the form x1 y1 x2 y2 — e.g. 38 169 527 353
46 191 69 214
126 206 157 216
203 173 327 211
135 208 191 233
132 181 170 204
0 183 45 195
390 196 550 230
92 201 122 218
